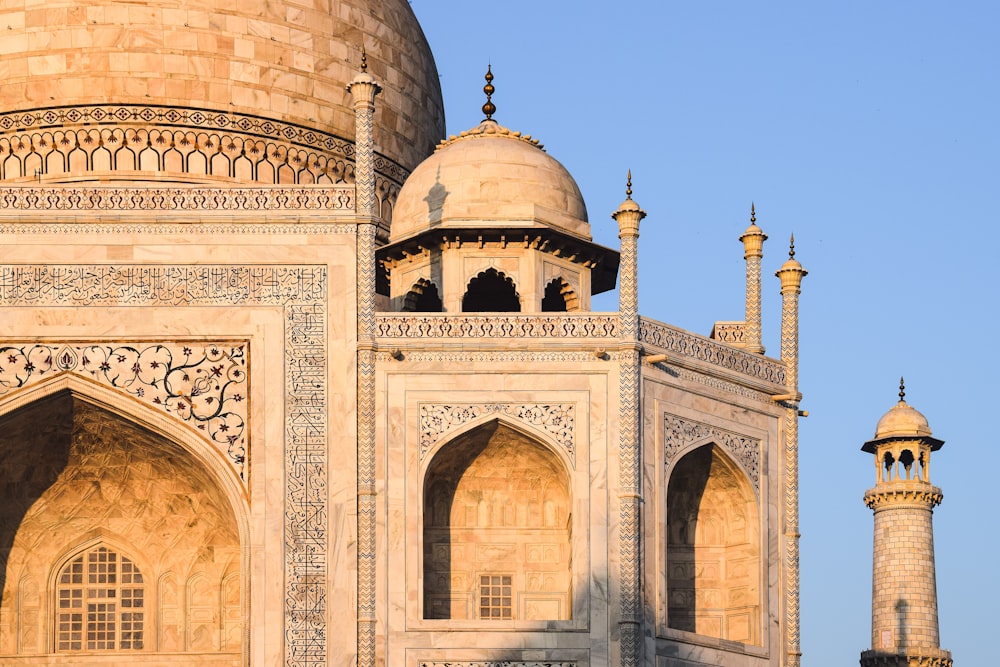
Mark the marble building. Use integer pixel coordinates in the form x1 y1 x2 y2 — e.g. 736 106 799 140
0 1 817 666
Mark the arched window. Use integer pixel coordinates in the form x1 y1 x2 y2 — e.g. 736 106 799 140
461 269 520 312
403 278 443 312
666 444 760 645
56 545 144 652
423 421 571 621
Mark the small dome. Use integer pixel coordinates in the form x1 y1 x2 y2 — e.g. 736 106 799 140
874 400 933 439
390 120 589 242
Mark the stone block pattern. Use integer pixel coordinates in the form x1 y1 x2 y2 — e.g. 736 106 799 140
870 504 941 651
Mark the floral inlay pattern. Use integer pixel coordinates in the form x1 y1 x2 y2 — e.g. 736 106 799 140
420 403 575 463
0 342 248 480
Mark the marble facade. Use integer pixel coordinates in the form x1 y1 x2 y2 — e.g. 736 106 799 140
0 2 806 666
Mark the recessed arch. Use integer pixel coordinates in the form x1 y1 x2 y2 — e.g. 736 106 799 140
666 443 761 645
0 376 247 661
422 420 572 621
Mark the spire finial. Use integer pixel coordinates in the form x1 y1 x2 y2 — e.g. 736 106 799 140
482 64 496 120
626 170 633 199
750 202 756 223
899 377 906 402
788 233 796 259
360 45 368 73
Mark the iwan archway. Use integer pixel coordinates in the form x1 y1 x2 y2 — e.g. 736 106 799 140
0 376 248 665
666 442 761 645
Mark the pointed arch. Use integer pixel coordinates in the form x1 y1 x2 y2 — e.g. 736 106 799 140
462 268 521 312
541 277 579 312
666 443 761 645
0 376 247 660
402 278 443 313
422 420 572 621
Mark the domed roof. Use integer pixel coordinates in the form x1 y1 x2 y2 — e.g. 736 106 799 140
0 0 444 173
390 119 590 242
874 400 933 439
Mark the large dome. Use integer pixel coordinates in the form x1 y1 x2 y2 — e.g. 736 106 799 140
391 119 590 242
0 0 444 182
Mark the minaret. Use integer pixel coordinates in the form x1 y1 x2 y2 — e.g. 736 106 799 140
860 380 952 667
739 203 767 354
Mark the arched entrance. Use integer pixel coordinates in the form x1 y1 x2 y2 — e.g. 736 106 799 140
0 384 246 664
422 421 571 621
666 443 761 645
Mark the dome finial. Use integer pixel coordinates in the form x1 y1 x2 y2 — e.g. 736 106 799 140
626 170 633 199
750 202 756 223
360 45 368 73
788 233 796 259
899 377 906 402
482 64 496 121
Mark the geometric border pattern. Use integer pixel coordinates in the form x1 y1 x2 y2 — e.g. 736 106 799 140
0 263 328 667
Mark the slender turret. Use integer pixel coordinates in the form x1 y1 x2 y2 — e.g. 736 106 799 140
739 203 767 354
860 380 952 667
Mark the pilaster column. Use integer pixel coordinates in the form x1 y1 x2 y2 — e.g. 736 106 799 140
739 203 767 354
611 174 646 667
348 58 382 667
775 236 806 667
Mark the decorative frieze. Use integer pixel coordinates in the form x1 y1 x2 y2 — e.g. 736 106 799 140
420 403 575 463
0 104 409 185
0 342 248 480
639 317 786 385
663 413 761 493
377 350 617 363
375 314 619 339
419 663 577 667
0 265 326 307
0 186 354 213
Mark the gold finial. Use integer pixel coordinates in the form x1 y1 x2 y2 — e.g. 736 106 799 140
899 377 906 402
360 45 368 73
626 170 633 199
788 233 796 259
750 202 756 223
482 65 496 120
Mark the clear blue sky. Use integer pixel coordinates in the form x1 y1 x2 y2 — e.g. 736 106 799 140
412 2 996 664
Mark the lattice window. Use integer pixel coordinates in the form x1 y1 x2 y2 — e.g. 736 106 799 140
479 575 512 620
56 546 144 651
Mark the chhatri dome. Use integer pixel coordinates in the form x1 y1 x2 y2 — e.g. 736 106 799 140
379 68 617 313
872 378 934 439
390 67 589 243
0 0 444 183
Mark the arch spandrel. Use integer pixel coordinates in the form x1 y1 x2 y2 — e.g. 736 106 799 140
419 404 576 470
0 341 249 487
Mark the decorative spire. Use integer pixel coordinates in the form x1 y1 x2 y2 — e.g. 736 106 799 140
751 202 756 223
788 233 796 259
899 377 906 402
626 170 633 200
482 65 496 120
360 45 368 73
